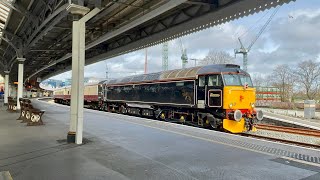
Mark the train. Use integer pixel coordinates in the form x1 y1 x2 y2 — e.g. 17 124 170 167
53 64 263 133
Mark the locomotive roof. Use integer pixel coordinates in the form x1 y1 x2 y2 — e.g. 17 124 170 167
104 64 248 85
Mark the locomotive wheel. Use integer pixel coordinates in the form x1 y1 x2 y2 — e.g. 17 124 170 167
179 115 186 124
160 113 166 120
120 106 127 114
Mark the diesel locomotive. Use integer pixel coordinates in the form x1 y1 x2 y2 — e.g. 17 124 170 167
53 64 263 133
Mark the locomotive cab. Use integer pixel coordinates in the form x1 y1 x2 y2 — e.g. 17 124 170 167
197 70 262 133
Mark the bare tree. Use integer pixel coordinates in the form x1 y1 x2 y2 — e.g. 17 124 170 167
271 64 294 102
251 73 273 87
295 60 320 100
200 50 234 65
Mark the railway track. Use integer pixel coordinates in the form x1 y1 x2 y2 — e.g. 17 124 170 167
242 133 320 149
245 124 320 149
255 124 320 138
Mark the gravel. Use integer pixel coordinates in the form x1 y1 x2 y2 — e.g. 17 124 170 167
247 129 320 145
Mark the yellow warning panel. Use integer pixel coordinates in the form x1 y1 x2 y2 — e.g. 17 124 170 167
223 118 245 133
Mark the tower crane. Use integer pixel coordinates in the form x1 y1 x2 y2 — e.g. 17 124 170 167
178 38 188 69
162 42 169 71
162 38 188 70
235 6 280 72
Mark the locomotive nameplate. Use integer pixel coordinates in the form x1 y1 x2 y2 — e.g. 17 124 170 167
208 89 222 107
210 93 220 97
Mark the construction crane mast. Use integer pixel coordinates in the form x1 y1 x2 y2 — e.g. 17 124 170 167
162 38 187 70
179 38 188 69
162 42 168 71
235 6 280 72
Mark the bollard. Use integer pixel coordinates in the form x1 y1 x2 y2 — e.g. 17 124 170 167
304 100 315 119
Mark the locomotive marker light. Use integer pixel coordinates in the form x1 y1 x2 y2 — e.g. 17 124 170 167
250 103 255 108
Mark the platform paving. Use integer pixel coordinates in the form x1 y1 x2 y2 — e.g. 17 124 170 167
0 100 320 180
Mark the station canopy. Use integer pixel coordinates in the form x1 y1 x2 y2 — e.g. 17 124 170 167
0 0 294 82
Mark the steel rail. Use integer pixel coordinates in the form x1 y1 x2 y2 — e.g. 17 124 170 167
255 124 320 138
243 133 320 149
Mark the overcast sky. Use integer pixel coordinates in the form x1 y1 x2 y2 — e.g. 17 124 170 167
52 0 320 80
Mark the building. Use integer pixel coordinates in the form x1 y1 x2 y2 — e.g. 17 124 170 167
255 86 281 106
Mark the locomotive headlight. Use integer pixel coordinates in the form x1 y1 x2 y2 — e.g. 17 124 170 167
251 103 255 108
234 110 242 122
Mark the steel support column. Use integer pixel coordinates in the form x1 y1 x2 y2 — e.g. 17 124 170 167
67 5 100 144
4 71 10 105
17 58 25 110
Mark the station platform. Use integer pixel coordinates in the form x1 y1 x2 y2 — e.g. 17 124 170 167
260 109 320 130
1 100 320 180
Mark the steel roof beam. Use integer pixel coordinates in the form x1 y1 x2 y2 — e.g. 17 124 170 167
112 0 146 10
185 0 218 6
8 55 17 71
0 58 5 67
0 0 38 20
88 3 120 24
25 0 188 80
26 3 69 46
30 49 66 51
28 11 69 47
1 47 15 58
86 0 189 49
0 28 22 42
39 0 53 12
0 36 22 57
25 52 71 82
